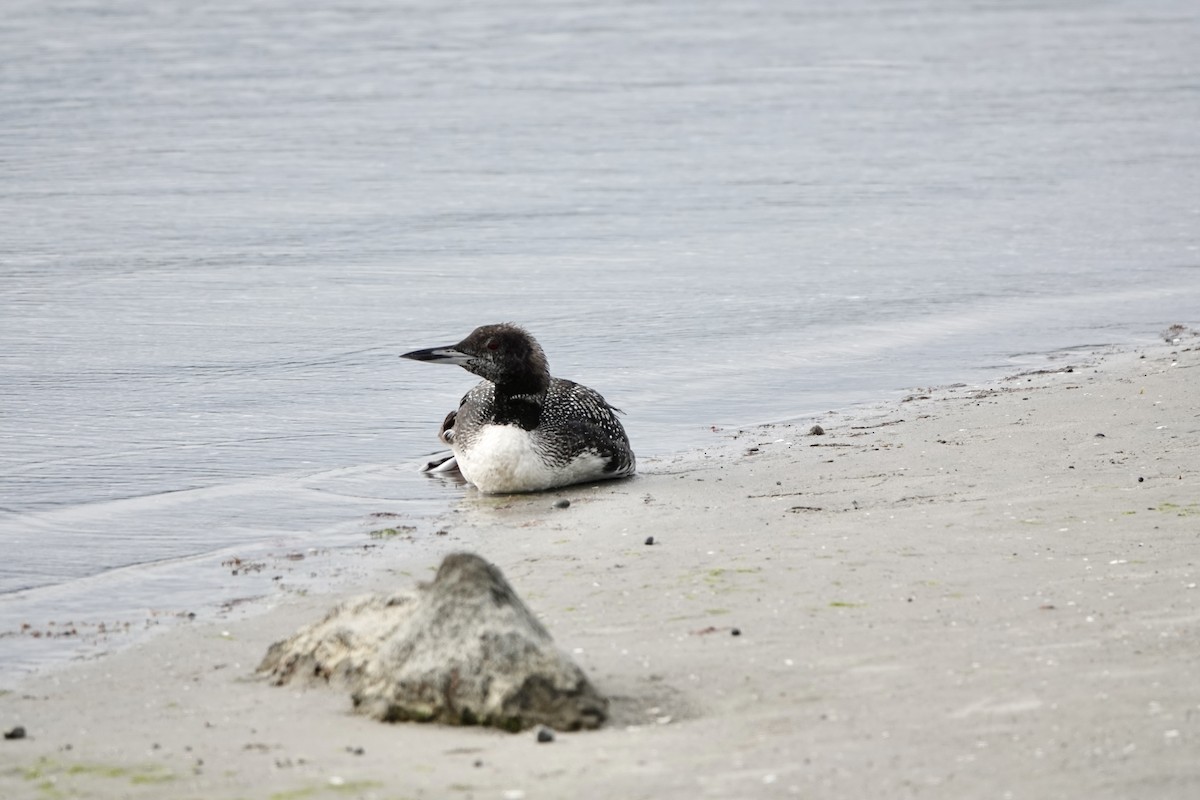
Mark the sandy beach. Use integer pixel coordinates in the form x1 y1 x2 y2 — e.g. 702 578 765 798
2 339 1198 800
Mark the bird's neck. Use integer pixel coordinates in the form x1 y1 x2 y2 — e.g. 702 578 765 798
492 385 544 430
493 368 549 399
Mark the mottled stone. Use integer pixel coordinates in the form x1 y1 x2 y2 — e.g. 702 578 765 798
259 553 606 732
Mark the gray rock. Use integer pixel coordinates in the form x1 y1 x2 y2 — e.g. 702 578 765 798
258 552 606 732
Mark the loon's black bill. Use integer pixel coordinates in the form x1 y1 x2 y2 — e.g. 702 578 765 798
401 346 470 366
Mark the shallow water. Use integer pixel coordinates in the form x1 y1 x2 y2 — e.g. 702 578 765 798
2 0 1199 681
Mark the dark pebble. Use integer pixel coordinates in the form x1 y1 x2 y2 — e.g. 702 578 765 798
1094 432 1106 438
553 499 570 509
644 536 655 546
809 425 825 436
4 726 26 740
1138 477 1144 483
346 746 365 755
731 628 741 637
536 727 555 743
474 759 484 768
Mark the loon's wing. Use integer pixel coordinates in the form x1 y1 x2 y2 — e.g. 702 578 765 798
561 418 636 474
546 380 635 475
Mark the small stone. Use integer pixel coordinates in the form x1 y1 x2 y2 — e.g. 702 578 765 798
644 536 655 546
473 759 484 768
553 499 570 509
1138 477 1144 483
536 727 555 743
4 726 26 740
346 746 364 755
1094 433 1106 438
731 628 741 637
808 425 825 436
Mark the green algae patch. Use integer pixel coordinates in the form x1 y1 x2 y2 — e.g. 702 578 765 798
65 763 131 779
10 757 176 795
129 771 178 785
269 789 319 800
702 566 764 586
34 778 64 800
1154 502 1200 517
268 780 382 800
369 526 417 539
828 601 863 608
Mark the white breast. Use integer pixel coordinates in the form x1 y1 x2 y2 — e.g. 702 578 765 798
454 424 608 494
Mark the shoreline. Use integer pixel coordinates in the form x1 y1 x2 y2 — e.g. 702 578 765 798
2 338 1198 799
0 340 1123 687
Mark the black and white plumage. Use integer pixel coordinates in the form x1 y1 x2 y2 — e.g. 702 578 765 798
401 323 636 494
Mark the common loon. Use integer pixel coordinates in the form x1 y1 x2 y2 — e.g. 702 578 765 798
401 323 636 494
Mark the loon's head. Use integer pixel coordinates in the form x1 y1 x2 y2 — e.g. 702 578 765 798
402 323 550 395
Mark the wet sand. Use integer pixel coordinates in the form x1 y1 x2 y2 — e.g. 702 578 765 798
2 340 1198 799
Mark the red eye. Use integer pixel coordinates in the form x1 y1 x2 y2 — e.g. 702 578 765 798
486 338 499 351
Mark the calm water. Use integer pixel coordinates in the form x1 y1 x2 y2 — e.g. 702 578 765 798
2 0 1199 680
